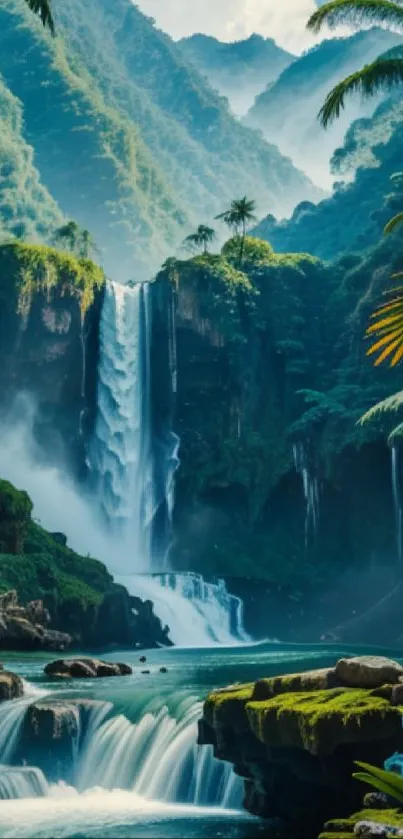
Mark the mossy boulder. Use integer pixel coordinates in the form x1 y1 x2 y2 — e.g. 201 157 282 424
320 809 403 839
200 658 403 835
0 670 23 701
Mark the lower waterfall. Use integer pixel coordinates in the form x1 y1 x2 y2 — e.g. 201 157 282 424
0 685 243 810
118 573 250 647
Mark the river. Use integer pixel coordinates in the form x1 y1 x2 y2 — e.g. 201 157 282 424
0 640 400 838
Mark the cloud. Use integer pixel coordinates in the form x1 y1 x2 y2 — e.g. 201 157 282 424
136 0 326 53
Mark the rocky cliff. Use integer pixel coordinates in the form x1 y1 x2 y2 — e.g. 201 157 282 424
155 234 403 640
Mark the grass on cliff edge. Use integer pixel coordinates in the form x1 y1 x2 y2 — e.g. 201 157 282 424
0 241 105 318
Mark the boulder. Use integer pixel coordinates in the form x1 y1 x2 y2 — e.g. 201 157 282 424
0 590 71 652
44 657 132 679
0 670 23 701
335 656 403 688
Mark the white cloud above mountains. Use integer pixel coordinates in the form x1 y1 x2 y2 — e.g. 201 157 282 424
136 0 333 54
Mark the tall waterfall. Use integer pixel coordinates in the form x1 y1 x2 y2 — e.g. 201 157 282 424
293 442 320 546
392 444 403 562
88 280 250 646
89 280 155 571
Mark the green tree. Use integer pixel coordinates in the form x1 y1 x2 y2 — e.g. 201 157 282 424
25 0 55 33
52 221 81 254
307 1 403 126
183 225 216 254
216 197 257 264
79 229 101 260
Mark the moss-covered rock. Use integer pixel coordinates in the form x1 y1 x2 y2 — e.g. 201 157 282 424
320 809 403 839
199 659 403 834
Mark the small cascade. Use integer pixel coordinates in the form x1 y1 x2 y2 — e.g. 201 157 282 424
75 694 243 808
89 280 155 569
391 444 403 562
0 698 32 764
293 442 320 546
0 766 49 800
120 573 250 646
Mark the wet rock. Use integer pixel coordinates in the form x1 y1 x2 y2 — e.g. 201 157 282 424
0 590 71 652
391 684 403 705
139 656 147 663
0 670 23 701
44 658 132 679
335 656 403 688
354 821 390 837
141 670 151 675
363 793 389 810
160 667 168 674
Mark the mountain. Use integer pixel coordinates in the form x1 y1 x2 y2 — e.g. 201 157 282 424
0 0 321 281
246 29 403 188
177 33 295 116
253 96 403 261
0 77 62 242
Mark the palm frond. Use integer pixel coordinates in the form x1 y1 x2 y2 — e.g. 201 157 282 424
319 58 403 126
358 390 403 425
384 211 403 235
308 0 403 34
25 0 55 33
366 290 403 366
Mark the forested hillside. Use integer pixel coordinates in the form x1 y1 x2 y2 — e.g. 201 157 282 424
0 0 320 279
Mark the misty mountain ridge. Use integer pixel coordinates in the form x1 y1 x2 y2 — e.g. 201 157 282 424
246 27 403 189
178 32 295 116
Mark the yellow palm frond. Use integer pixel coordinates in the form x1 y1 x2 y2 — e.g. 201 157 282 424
366 290 403 366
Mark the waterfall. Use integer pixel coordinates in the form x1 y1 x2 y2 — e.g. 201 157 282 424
120 573 250 647
0 767 49 800
392 444 403 562
89 280 155 571
293 442 320 546
75 695 243 808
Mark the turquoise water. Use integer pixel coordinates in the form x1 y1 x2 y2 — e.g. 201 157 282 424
0 641 401 838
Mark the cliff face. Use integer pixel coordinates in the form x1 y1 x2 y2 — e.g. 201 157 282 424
0 242 104 477
156 238 403 615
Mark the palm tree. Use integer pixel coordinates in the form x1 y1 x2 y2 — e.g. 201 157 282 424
183 225 216 254
216 198 257 263
52 221 81 254
307 1 403 126
79 229 101 260
25 0 55 33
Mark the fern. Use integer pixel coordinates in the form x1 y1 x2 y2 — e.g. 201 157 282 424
359 391 403 424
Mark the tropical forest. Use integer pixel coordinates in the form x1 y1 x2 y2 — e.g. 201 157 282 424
3 0 403 837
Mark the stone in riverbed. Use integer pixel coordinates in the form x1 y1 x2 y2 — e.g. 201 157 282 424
44 658 132 679
0 670 23 701
335 656 403 688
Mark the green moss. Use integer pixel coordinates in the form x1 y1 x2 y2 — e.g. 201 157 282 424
0 479 33 554
204 684 254 729
246 688 402 755
320 809 403 838
0 241 105 318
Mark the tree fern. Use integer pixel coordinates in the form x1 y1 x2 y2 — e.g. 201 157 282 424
25 0 55 33
308 1 403 34
359 391 403 424
319 58 403 126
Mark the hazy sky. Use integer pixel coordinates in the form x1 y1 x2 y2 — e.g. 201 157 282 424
136 0 333 54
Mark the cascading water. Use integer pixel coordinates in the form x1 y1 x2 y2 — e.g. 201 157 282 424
293 442 320 546
0 686 243 811
130 574 250 647
89 280 155 569
391 444 403 562
89 280 249 646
